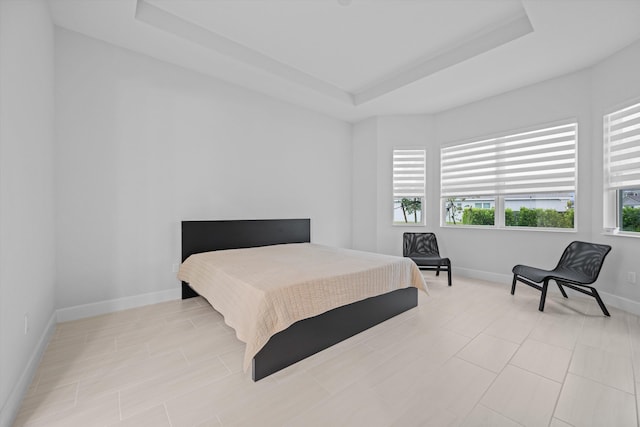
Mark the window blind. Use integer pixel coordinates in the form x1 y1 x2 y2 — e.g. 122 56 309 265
604 101 640 190
441 123 577 197
393 149 425 198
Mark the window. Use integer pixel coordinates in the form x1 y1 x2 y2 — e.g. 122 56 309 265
441 122 577 229
393 149 425 225
604 101 640 234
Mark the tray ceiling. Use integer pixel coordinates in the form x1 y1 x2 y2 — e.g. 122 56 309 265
50 0 640 121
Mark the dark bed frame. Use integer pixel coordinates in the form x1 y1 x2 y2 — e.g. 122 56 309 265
181 218 418 381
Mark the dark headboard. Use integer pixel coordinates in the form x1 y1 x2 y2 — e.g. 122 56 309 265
180 218 311 298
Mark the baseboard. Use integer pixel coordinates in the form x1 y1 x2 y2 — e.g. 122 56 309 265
452 265 571 295
454 266 640 316
56 288 181 322
1 288 182 426
599 291 640 316
453 266 512 285
0 311 57 427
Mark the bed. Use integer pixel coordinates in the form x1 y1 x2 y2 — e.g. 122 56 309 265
178 219 426 381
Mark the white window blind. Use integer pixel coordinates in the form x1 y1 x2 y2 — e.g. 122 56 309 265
604 101 640 190
393 149 425 198
441 123 577 198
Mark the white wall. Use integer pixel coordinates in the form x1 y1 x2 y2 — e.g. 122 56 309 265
352 41 640 310
54 29 353 309
431 43 640 305
434 71 594 281
590 39 640 308
0 11 637 424
375 115 435 256
0 1 56 425
351 118 378 252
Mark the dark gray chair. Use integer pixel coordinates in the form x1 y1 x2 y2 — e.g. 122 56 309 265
403 232 452 286
511 241 612 316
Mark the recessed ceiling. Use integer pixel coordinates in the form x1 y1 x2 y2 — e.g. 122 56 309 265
144 0 529 94
49 0 640 122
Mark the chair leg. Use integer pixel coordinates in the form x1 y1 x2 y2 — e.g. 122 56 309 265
591 289 611 317
556 281 568 298
447 263 452 287
538 279 550 312
511 274 517 295
436 265 441 276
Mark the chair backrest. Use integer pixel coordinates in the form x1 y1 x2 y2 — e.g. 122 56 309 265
403 233 441 257
555 241 612 284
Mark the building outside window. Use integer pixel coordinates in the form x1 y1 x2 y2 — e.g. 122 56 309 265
604 100 640 234
441 122 577 229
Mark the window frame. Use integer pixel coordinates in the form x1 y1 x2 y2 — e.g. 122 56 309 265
618 188 640 234
440 120 578 232
603 98 640 237
392 148 426 226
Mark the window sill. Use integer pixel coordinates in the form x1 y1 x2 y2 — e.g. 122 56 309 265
602 230 640 239
441 224 576 233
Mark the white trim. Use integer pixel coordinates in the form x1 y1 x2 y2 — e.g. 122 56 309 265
354 12 533 104
452 266 512 284
135 0 532 106
599 291 640 317
56 288 181 322
2 289 181 426
440 224 576 233
455 267 571 297
1 279 637 427
444 267 560 305
454 267 640 316
393 147 427 226
134 0 352 104
0 312 56 427
601 230 640 239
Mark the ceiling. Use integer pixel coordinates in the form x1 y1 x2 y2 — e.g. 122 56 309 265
49 0 640 122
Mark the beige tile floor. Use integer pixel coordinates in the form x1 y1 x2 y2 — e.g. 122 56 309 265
13 274 640 427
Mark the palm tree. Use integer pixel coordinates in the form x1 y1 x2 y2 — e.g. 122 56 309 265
401 198 422 223
446 197 463 224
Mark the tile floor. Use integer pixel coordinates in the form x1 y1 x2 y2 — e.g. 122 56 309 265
13 274 640 426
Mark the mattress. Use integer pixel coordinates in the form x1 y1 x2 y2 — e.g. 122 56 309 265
177 243 427 370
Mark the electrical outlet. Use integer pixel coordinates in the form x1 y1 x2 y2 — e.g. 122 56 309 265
627 271 637 284
172 263 179 273
24 313 29 335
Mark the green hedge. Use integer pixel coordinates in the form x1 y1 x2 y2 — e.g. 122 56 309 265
622 206 640 232
506 207 574 228
459 206 640 230
462 207 574 228
462 208 495 225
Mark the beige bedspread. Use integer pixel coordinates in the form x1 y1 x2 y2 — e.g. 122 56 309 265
177 243 427 371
